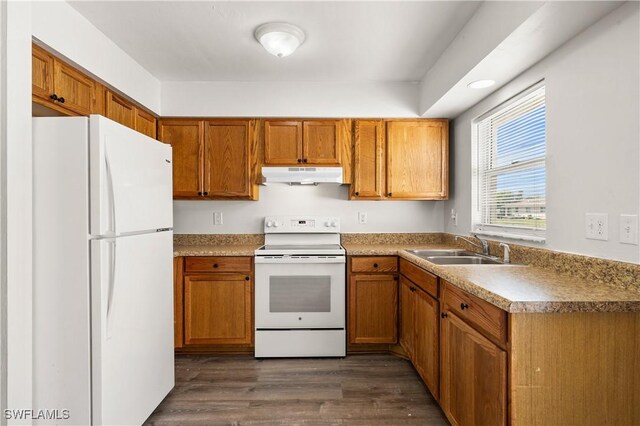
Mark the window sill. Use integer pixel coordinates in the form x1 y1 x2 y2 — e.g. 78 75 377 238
473 229 546 244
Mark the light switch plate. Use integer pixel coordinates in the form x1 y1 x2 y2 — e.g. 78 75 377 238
585 213 608 241
358 212 368 224
620 214 638 245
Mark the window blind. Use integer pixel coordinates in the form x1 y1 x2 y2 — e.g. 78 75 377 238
474 84 546 239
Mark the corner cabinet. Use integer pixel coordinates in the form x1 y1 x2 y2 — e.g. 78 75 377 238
350 119 449 200
158 119 259 200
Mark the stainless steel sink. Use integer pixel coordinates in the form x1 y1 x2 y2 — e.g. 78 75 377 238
424 256 504 265
407 249 478 258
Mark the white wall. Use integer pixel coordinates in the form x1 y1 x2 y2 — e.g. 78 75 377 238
3 0 33 420
32 1 161 113
445 2 640 264
161 81 419 117
175 184 444 234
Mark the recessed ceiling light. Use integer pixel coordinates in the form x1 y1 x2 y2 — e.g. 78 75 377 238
468 79 496 89
254 22 306 58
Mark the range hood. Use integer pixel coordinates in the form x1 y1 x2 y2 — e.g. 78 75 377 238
261 167 343 185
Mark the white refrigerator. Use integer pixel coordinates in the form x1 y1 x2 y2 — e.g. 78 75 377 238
33 115 174 425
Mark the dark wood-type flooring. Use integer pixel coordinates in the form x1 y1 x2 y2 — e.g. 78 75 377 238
145 354 448 426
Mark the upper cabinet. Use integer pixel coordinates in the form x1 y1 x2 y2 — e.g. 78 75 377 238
386 120 449 200
351 119 449 200
32 43 157 138
264 119 342 166
158 119 258 200
32 44 94 116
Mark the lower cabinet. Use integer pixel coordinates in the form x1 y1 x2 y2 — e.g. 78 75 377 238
348 256 398 345
399 265 439 399
440 311 507 426
174 256 254 349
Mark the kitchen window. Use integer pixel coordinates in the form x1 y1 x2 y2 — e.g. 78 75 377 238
472 82 546 242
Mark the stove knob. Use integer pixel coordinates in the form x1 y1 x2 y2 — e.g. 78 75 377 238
330 221 337 228
273 221 279 228
325 221 331 227
266 221 273 228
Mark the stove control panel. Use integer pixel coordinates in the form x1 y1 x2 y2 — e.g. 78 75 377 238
263 216 341 233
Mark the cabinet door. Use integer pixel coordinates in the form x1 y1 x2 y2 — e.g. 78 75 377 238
158 120 204 198
53 59 94 116
348 274 398 344
441 311 507 426
134 108 157 139
399 276 415 359
184 273 253 345
351 120 385 199
264 120 303 165
32 45 54 101
413 287 439 400
303 121 340 165
204 120 255 199
173 257 184 349
105 91 135 129
386 120 449 199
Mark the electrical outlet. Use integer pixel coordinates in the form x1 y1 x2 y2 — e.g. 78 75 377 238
213 212 223 225
585 213 608 241
620 214 638 245
358 212 368 224
451 209 458 226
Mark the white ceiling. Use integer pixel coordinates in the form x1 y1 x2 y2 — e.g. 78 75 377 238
68 1 480 82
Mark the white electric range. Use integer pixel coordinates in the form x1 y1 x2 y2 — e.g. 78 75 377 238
254 216 346 357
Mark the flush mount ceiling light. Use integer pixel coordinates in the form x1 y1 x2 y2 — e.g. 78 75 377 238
254 22 306 58
468 79 496 89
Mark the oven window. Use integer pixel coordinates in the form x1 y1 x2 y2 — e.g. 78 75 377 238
269 276 331 312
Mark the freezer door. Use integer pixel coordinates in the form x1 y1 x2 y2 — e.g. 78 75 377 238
90 115 173 237
91 231 174 425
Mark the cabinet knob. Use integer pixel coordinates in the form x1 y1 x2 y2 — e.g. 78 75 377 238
373 263 378 268
303 159 308 163
410 286 416 292
198 192 202 196
355 192 359 196
58 97 65 103
203 192 208 196
297 159 302 163
441 312 448 318
245 276 250 281
460 303 469 310
50 94 58 101
388 192 392 196
213 264 219 268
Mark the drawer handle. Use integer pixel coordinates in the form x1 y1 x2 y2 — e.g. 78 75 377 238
373 263 379 268
460 303 469 310
213 264 219 268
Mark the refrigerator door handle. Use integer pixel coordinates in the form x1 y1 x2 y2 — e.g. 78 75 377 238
106 239 116 339
104 145 117 236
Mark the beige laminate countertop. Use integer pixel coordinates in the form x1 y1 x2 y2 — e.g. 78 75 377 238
344 243 640 313
174 244 262 257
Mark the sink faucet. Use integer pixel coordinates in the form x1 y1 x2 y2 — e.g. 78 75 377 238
455 235 490 256
499 243 511 264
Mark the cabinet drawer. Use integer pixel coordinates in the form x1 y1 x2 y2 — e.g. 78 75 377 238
443 281 507 344
399 258 438 298
351 256 397 273
185 256 252 273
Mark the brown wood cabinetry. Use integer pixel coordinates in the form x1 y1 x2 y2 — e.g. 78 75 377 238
105 91 135 128
134 107 157 138
158 119 258 200
399 263 439 399
351 119 449 200
440 311 507 426
177 256 254 348
32 44 95 116
386 120 449 199
351 120 385 199
440 280 507 425
348 256 398 345
174 257 184 349
264 119 342 166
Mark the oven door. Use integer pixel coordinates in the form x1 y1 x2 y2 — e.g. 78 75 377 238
254 256 346 329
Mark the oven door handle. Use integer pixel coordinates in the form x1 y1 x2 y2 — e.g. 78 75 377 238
254 256 346 264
